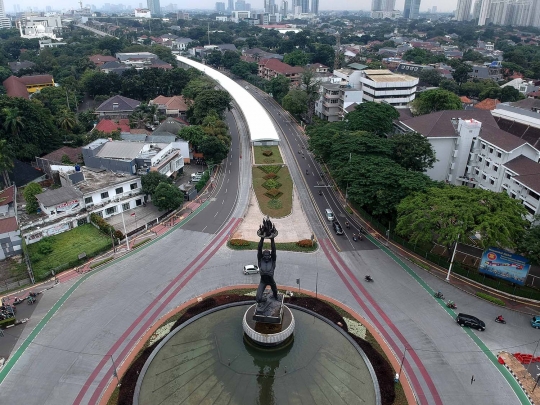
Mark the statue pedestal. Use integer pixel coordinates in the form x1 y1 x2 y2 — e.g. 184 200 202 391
253 291 284 324
243 303 295 347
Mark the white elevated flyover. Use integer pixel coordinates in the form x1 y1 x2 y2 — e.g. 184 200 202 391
176 55 280 146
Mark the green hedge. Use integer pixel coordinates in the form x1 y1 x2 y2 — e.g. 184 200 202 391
0 317 16 328
228 240 317 252
133 238 151 249
475 292 506 306
90 257 115 269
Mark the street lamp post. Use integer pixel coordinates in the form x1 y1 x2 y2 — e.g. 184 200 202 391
120 210 130 251
445 235 460 282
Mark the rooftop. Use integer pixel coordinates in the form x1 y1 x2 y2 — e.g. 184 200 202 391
3 76 30 99
95 119 131 134
36 186 83 207
474 98 501 111
363 69 417 83
259 58 304 75
0 217 18 234
73 167 139 194
400 109 528 152
18 74 54 86
504 155 540 192
41 146 83 164
0 186 15 207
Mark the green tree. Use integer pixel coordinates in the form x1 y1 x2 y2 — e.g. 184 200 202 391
516 218 540 265
391 132 437 172
206 50 223 67
81 71 122 97
439 79 459 94
178 125 207 149
0 139 13 186
56 109 77 132
153 182 184 211
190 89 232 124
198 135 229 163
231 61 257 79
282 89 308 116
266 75 290 104
23 182 43 214
2 107 24 136
500 86 524 102
411 89 462 116
346 102 399 136
182 78 215 102
452 63 472 85
141 171 172 196
301 68 320 123
396 186 528 249
222 50 241 69
283 50 311 66
418 69 442 87
312 44 335 67
0 67 12 83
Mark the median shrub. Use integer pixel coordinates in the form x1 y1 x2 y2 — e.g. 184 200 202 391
297 239 314 248
262 179 282 190
263 173 278 180
0 317 16 328
230 238 250 246
262 150 273 156
476 292 506 306
264 189 282 199
258 165 281 174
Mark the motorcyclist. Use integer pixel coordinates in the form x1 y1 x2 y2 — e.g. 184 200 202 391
365 275 372 281
306 169 309 175
353 233 357 240
345 221 350 229
497 315 504 322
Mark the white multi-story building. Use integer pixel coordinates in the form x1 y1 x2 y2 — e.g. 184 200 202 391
135 8 152 18
231 10 251 22
0 0 10 29
314 83 362 122
359 69 418 107
398 110 540 220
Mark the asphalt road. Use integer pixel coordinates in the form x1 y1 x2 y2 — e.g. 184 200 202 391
0 80 537 405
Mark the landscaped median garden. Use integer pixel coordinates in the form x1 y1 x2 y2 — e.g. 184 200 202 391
253 145 283 165
26 224 112 281
228 238 317 252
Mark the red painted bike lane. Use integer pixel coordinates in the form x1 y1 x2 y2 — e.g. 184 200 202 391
319 238 442 405
73 217 242 405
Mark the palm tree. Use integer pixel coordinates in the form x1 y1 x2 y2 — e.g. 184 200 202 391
56 109 77 132
2 107 24 137
0 139 14 187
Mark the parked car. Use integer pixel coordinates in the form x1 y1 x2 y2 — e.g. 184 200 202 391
332 221 344 235
243 265 259 275
530 316 540 329
191 172 204 182
456 313 485 331
325 209 334 221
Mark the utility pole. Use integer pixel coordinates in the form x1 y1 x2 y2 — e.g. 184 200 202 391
334 31 341 71
207 23 210 45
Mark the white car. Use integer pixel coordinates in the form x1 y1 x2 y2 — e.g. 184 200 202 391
325 209 335 221
243 265 259 275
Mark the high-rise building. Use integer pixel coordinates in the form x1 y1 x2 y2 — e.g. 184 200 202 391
147 0 161 16
281 0 288 15
432 5 437 12
372 0 395 12
403 0 421 19
235 0 246 10
300 0 309 13
488 0 511 25
371 0 382 12
0 0 10 29
472 0 482 19
228 0 234 11
311 0 318 14
216 1 226 11
455 0 472 20
530 0 540 27
478 0 491 25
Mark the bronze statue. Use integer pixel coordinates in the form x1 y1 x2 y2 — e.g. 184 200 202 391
256 217 278 303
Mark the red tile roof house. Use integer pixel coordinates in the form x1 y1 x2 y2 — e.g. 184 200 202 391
149 95 189 118
94 119 131 133
40 146 83 165
258 58 304 84
88 54 118 66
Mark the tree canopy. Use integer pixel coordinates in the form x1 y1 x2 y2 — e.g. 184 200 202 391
346 102 400 136
282 89 308 116
153 182 184 211
411 89 462 116
23 182 43 214
396 186 528 249
141 171 172 196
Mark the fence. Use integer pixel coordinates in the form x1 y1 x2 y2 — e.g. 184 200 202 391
0 278 31 293
352 203 540 302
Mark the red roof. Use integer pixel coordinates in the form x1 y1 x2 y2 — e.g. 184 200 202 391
18 75 54 86
474 98 501 111
95 119 131 133
88 54 118 65
41 146 83 163
259 58 304 75
0 186 15 207
460 96 472 104
0 217 18 234
3 76 29 99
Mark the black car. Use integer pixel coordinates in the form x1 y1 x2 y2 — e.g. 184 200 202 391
456 313 485 331
332 221 344 235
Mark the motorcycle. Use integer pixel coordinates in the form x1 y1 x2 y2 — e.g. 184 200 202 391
318 190 322 196
434 291 444 299
365 275 373 282
495 317 506 324
27 296 36 305
13 297 24 305
359 227 367 234
345 222 350 229
446 300 457 309
353 234 358 242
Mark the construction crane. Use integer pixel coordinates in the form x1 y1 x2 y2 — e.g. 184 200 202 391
334 31 341 71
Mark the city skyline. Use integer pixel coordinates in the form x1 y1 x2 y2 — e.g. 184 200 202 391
6 0 459 13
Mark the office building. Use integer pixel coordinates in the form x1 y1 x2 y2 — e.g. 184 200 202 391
478 0 491 25
371 0 395 11
216 1 226 12
281 0 288 16
455 0 472 20
235 0 247 10
432 5 437 12
147 0 161 16
311 0 319 15
300 0 309 13
403 0 421 19
228 0 234 11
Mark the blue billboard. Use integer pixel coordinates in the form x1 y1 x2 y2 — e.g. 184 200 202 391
479 247 531 286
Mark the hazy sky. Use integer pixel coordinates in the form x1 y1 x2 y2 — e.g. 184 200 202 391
8 0 459 13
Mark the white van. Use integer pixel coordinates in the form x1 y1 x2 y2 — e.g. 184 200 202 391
191 172 204 182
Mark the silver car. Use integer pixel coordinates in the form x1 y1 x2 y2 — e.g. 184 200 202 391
325 209 335 221
243 265 259 275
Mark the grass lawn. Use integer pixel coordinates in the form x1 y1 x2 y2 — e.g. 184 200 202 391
27 224 111 280
252 165 292 218
253 145 283 165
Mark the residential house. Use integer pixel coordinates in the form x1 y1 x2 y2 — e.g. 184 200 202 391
258 58 304 84
3 74 55 98
2 160 45 188
7 61 35 73
469 62 503 81
474 98 501 111
491 98 540 149
149 96 189 118
94 119 131 134
501 78 539 96
154 117 189 134
89 54 118 66
95 95 141 119
0 186 21 260
100 61 131 75
242 48 283 61
314 83 362 122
